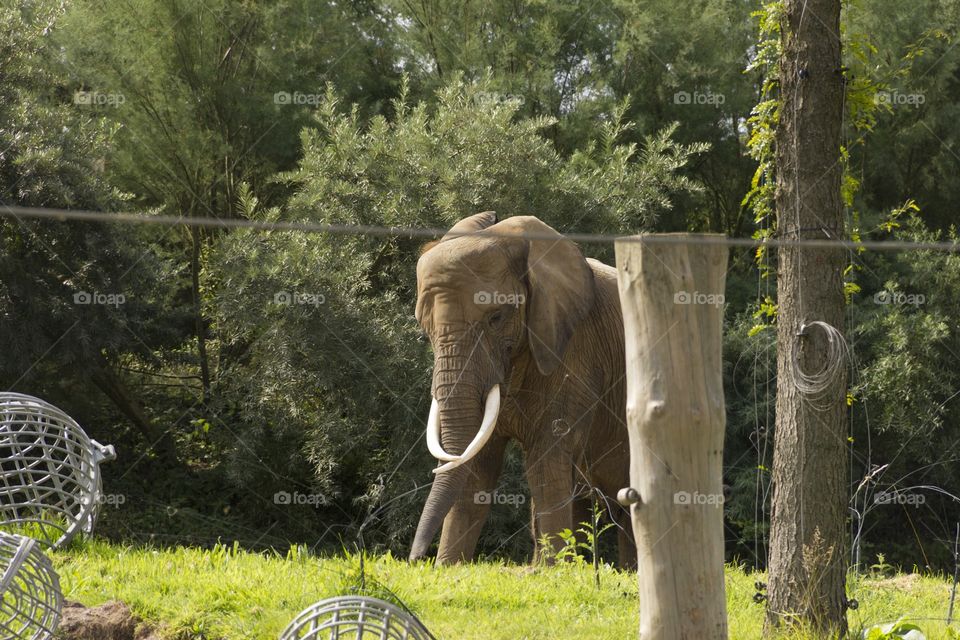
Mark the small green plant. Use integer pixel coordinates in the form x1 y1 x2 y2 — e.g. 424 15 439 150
285 543 310 564
187 618 209 640
547 528 584 565
861 617 925 639
539 500 616 588
537 531 571 565
871 553 895 578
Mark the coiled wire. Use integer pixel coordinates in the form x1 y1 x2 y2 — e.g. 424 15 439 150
791 321 849 397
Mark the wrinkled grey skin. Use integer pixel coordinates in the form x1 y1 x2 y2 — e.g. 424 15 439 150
409 212 633 566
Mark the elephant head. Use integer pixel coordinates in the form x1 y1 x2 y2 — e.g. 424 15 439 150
409 211 596 562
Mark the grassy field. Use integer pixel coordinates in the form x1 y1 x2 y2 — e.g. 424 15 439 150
52 540 958 639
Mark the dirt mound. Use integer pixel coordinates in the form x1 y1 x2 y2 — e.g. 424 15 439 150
58 601 160 640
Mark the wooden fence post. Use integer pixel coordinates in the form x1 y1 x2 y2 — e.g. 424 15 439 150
615 234 729 639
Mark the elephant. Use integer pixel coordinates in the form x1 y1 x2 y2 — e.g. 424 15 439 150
408 211 634 566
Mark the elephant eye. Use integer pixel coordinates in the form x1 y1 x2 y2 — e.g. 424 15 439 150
488 308 508 329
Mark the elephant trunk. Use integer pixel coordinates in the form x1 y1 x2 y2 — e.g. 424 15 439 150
409 343 494 562
408 461 471 561
409 397 484 561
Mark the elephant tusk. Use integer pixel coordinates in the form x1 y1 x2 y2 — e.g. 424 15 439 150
432 385 500 474
426 397 458 462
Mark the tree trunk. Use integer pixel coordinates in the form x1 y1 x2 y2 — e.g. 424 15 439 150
90 356 179 462
615 233 729 639
765 0 849 635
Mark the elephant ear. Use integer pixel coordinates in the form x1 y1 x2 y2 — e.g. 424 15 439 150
499 216 596 375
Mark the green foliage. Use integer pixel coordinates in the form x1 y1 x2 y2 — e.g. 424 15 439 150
608 0 757 235
58 0 400 213
0 1 182 426
280 75 705 235
392 0 756 234
850 211 958 442
870 553 895 577
862 618 925 640
749 295 779 336
542 505 615 564
40 0 407 467
844 0 958 231
856 299 950 436
742 0 782 278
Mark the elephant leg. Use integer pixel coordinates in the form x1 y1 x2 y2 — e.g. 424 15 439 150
572 492 591 539
525 444 574 564
436 435 508 564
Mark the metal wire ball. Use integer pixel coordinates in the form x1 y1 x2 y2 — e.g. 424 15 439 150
0 393 115 549
0 532 62 640
279 596 432 640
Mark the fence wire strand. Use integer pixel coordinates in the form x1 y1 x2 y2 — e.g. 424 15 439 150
3 204 960 252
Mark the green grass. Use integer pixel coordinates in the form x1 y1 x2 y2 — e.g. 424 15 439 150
52 540 959 639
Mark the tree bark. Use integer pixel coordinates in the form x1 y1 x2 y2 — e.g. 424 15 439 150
615 233 729 639
765 0 849 635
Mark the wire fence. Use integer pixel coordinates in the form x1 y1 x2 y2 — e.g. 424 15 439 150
4 204 960 252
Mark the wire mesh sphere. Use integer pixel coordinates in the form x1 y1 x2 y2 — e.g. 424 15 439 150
0 532 62 640
0 393 116 549
279 596 433 640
